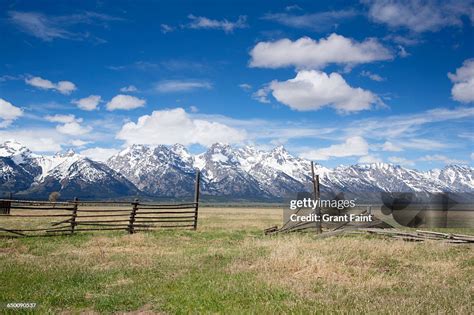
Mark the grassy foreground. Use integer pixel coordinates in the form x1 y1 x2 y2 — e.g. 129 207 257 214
0 207 473 314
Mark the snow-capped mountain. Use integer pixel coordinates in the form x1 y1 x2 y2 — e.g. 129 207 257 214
0 140 473 201
107 144 195 197
0 140 36 165
0 141 138 199
320 163 450 194
0 156 35 193
193 143 267 198
107 142 474 201
427 165 474 192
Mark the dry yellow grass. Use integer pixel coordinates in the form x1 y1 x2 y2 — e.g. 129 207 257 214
0 207 473 314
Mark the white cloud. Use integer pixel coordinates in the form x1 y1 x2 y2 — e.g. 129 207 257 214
300 136 369 160
249 33 393 69
360 70 385 81
56 81 76 94
25 76 76 95
186 15 247 33
400 139 449 151
9 11 72 41
345 107 474 139
0 129 63 152
397 45 410 58
154 80 212 93
45 114 76 124
0 98 23 127
120 85 138 93
382 141 403 152
388 156 415 167
72 95 101 111
160 24 174 34
262 10 357 31
386 34 421 46
358 154 383 164
459 132 474 141
106 94 146 111
364 0 473 33
0 75 23 82
80 147 119 162
116 108 246 146
252 86 271 103
56 122 91 136
45 114 91 136
448 59 474 103
8 11 123 42
419 154 466 165
189 106 199 113
268 70 382 113
26 76 55 89
70 139 90 147
239 83 252 91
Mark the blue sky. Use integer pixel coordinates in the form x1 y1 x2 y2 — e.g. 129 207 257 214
0 0 473 170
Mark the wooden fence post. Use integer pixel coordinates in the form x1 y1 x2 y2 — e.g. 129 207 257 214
6 192 12 214
0 200 11 215
311 162 322 234
193 170 200 230
70 197 78 234
129 199 139 234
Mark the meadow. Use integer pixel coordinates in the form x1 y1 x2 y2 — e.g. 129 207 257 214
0 207 473 314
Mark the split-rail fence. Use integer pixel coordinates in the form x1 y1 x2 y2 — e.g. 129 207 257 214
0 172 201 237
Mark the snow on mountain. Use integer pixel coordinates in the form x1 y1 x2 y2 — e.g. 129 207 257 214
0 140 34 165
34 149 81 182
0 141 138 199
26 157 139 199
0 140 473 200
427 165 474 192
321 163 449 195
107 142 473 200
256 145 331 182
170 143 193 165
232 145 265 171
0 156 35 192
107 144 195 197
190 143 266 198
0 140 41 176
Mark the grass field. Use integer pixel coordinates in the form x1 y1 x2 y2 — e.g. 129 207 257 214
1 207 473 314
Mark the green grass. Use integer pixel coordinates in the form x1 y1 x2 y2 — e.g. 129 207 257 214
0 207 473 314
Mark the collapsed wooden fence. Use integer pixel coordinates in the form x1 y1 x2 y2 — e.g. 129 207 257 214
0 172 200 237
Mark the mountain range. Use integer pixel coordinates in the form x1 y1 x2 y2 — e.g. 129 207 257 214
0 140 473 201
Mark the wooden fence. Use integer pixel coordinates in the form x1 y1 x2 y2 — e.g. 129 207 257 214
0 172 200 237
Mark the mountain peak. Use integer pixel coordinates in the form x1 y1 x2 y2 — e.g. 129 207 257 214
0 140 29 154
54 149 77 158
444 164 471 171
209 142 231 150
271 145 289 155
117 144 151 157
356 162 396 170
0 140 33 164
170 143 193 163
2 140 25 149
171 143 186 150
1 140 473 199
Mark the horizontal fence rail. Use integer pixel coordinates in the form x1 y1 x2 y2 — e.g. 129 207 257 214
0 172 200 237
0 199 199 237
